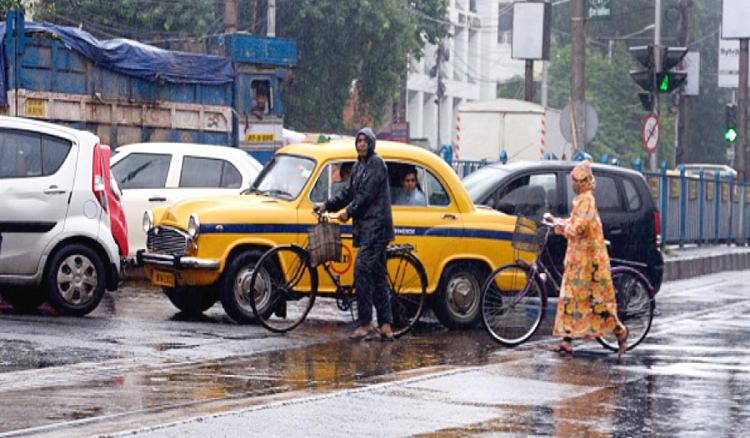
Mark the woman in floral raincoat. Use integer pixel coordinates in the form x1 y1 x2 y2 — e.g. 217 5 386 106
551 160 629 358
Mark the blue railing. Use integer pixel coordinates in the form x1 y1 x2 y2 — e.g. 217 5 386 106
450 159 750 247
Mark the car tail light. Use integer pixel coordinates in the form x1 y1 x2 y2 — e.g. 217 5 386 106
653 210 661 247
92 144 109 212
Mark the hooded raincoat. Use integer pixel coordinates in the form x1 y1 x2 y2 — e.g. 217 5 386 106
552 160 625 339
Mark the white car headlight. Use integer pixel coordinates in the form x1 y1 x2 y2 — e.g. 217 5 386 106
188 214 200 240
142 210 154 233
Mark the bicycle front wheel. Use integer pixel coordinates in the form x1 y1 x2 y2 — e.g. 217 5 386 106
249 245 318 333
481 263 545 347
596 269 654 352
386 252 427 337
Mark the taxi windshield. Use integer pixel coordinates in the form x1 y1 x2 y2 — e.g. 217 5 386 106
248 154 316 200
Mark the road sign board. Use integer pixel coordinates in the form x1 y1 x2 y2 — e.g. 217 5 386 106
642 114 660 154
560 101 599 144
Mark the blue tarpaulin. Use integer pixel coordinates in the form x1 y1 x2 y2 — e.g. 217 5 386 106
0 18 234 106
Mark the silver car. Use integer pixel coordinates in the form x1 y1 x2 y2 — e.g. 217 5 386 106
0 116 121 315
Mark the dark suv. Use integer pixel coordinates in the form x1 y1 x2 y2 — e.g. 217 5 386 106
463 161 664 292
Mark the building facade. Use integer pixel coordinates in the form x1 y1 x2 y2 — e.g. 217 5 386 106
405 0 525 152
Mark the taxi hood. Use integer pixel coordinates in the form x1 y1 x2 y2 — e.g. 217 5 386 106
155 194 293 229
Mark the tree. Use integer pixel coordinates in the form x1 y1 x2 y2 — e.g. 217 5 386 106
30 0 446 133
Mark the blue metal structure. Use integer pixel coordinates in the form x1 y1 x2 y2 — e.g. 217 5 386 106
1 10 296 160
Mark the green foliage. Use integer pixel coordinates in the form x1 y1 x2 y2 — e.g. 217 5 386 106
1 0 22 14
277 0 447 131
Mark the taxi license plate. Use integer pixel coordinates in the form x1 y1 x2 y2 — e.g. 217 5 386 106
153 270 175 288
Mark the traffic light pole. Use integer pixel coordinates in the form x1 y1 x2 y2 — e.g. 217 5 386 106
650 0 662 172
738 39 748 182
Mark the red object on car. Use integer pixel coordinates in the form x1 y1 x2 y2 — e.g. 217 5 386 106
100 145 128 257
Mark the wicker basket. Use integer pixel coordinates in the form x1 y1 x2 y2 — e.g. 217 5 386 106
511 216 541 253
307 221 342 266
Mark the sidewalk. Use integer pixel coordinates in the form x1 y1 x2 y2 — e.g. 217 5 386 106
663 244 750 282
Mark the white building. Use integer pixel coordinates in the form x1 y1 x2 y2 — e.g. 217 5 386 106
406 0 525 152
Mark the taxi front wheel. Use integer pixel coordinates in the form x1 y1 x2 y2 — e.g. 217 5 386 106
433 263 485 330
220 249 274 324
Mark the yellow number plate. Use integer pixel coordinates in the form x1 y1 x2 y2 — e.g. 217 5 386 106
24 99 46 117
246 133 275 142
152 270 176 288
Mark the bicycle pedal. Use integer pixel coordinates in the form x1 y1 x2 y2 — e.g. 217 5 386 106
274 300 287 318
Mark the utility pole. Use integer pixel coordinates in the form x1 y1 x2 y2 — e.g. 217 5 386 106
675 0 691 165
524 60 534 102
435 43 446 148
267 0 276 37
738 39 748 182
570 0 586 152
224 0 237 33
651 0 662 171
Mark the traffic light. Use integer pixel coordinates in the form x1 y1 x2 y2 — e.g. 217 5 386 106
657 46 688 93
629 45 655 92
725 104 738 143
629 45 688 94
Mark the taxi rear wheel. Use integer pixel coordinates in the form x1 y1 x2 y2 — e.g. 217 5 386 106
162 286 218 316
220 249 272 324
433 263 485 330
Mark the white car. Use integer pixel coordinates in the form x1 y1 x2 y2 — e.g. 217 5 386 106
0 116 121 315
110 143 262 258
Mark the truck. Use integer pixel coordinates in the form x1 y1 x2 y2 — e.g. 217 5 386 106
456 98 568 162
0 10 296 163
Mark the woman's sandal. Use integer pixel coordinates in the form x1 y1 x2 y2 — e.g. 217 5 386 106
549 342 573 355
617 326 629 359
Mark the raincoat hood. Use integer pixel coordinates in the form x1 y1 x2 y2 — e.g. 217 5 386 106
571 159 596 192
355 127 377 158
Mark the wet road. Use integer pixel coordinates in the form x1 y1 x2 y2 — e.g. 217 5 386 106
1 271 749 437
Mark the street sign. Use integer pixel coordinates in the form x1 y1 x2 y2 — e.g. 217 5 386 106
560 101 599 144
642 114 660 154
588 0 612 19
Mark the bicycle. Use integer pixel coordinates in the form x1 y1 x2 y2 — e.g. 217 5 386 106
247 212 428 335
480 214 656 352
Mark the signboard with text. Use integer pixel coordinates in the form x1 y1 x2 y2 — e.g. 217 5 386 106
588 0 612 19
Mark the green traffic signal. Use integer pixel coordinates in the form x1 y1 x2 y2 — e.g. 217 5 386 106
659 74 669 92
725 128 738 143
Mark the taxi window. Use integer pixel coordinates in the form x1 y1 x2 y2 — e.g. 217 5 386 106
388 162 450 207
309 161 354 203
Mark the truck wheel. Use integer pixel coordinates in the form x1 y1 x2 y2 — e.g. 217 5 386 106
1 288 45 312
433 263 484 330
220 249 275 324
162 285 218 315
45 244 106 316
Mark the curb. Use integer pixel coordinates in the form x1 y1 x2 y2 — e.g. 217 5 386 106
663 248 750 282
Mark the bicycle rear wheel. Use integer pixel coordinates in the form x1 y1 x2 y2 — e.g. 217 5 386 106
386 252 427 337
249 245 318 333
481 263 545 347
596 269 654 352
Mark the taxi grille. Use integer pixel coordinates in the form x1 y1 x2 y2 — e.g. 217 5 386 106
147 227 189 256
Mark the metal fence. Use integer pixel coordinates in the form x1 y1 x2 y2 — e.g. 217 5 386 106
451 160 750 247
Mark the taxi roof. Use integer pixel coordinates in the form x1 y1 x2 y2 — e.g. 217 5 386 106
277 139 476 213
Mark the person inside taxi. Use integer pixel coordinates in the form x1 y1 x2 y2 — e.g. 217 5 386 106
393 166 426 206
331 162 353 196
314 127 396 341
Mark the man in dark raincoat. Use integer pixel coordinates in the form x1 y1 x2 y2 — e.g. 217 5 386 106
314 127 395 341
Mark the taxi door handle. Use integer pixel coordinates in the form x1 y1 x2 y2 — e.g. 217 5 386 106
441 214 457 220
148 196 167 202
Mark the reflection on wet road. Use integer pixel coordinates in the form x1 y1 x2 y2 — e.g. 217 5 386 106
1 273 749 437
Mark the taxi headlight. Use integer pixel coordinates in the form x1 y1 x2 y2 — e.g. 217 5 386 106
142 210 154 233
188 214 200 240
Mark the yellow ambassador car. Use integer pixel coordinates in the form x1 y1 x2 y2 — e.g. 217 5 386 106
139 140 518 329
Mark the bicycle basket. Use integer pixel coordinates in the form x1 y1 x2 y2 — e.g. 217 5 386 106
307 221 342 266
511 216 541 253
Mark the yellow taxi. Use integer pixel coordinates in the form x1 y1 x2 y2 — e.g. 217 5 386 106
139 140 519 329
